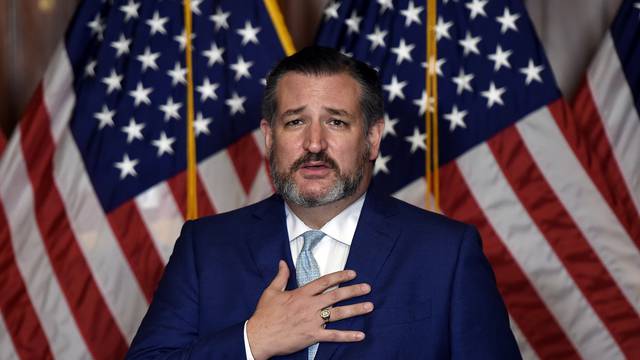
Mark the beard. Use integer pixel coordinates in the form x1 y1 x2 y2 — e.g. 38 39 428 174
269 145 369 208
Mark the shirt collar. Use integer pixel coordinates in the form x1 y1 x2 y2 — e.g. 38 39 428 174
285 193 366 246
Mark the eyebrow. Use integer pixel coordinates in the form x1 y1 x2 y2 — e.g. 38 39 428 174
324 107 353 118
280 106 306 117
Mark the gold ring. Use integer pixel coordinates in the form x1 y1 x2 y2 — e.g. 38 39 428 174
320 308 331 322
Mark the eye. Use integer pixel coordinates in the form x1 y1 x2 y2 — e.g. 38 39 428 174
328 118 347 127
284 118 303 127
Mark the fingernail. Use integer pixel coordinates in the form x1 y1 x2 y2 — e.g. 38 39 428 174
364 302 374 311
361 284 370 292
348 270 356 277
355 332 365 340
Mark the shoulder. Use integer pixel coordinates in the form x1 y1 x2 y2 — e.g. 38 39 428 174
185 194 283 229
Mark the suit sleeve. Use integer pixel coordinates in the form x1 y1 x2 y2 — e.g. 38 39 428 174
450 225 522 359
126 220 246 359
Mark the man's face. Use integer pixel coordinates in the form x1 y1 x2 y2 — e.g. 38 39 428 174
261 72 383 207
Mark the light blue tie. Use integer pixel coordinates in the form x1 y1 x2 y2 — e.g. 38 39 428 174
296 230 324 360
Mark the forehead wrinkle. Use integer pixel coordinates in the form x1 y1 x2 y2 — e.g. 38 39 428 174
280 106 306 118
324 107 353 118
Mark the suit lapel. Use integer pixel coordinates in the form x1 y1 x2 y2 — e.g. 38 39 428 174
316 191 402 360
246 194 298 292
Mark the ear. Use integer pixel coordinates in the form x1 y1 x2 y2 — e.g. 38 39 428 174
366 118 384 160
260 119 273 154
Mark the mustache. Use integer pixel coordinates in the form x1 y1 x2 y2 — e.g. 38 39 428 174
290 151 339 172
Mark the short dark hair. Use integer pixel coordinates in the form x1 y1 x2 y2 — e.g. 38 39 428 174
261 46 384 130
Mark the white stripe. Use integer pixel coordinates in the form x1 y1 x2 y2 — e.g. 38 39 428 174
393 176 426 209
587 33 640 214
0 315 18 360
509 317 539 360
43 43 75 144
199 150 247 213
0 131 89 359
247 163 274 206
517 107 640 315
252 128 267 155
135 182 184 264
52 128 148 342
457 143 623 359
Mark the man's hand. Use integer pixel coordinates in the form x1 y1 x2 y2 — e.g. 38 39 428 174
246 260 373 360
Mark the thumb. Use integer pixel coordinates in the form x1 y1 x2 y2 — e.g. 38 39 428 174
268 260 289 291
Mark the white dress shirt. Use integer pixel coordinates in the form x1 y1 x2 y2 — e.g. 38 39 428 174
243 194 366 359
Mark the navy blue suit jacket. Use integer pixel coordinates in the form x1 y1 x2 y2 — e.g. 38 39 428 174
127 190 521 359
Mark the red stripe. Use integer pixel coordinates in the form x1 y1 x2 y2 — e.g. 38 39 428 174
488 125 640 358
167 171 217 218
106 200 165 301
0 130 6 157
227 133 263 194
0 201 54 359
440 162 580 359
19 85 128 359
558 92 640 247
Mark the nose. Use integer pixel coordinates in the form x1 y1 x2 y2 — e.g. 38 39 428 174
303 121 327 153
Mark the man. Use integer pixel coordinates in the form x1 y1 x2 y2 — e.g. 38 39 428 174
127 46 521 359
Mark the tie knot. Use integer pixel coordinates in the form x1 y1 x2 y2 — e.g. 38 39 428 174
301 230 324 252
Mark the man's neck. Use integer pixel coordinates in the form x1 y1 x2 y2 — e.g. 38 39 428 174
285 181 369 229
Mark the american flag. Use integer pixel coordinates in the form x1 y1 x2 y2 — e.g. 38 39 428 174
316 0 640 358
0 0 286 358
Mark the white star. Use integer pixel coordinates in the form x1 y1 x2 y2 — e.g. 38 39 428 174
374 153 391 175
452 68 474 94
121 118 145 143
382 113 398 138
111 34 131 58
444 105 468 132
197 78 219 102
114 153 139 179
383 75 407 102
413 90 434 116
400 1 423 27
466 0 488 19
129 82 153 106
84 59 97 77
230 55 253 80
236 21 261 46
193 112 212 136
210 7 231 30
152 131 176 156
458 31 481 56
324 1 340 20
635 2 640 15
102 69 123 94
481 82 507 108
146 11 168 35
520 59 545 85
203 43 225 66
87 14 105 40
405 127 427 153
377 0 394 14
426 56 445 77
190 0 203 15
345 11 362 34
159 97 182 121
174 30 196 51
136 47 161 72
434 16 453 41
94 105 115 129
366 26 388 50
391 38 415 64
119 0 140 22
496 8 520 33
487 45 512 71
167 62 187 86
225 92 247 115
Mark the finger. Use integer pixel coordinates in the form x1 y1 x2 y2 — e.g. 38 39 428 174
300 270 357 295
326 302 374 322
268 260 289 291
317 330 365 343
318 283 371 307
